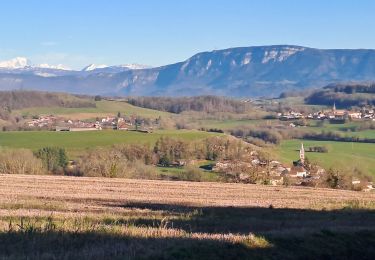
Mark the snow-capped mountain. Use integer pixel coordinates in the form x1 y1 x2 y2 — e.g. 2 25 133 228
1 45 375 97
118 64 151 70
0 57 71 71
82 64 109 71
81 63 151 73
0 57 31 69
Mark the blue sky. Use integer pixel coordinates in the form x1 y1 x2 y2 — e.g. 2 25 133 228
1 0 374 69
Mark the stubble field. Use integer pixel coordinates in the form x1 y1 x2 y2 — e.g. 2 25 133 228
0 174 374 259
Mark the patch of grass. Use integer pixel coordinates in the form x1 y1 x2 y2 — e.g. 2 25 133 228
0 130 221 158
198 119 269 130
304 121 375 139
156 166 220 182
15 100 171 119
274 139 375 176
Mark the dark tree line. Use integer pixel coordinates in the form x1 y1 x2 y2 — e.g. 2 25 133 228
305 83 375 107
230 127 283 144
127 96 253 114
329 83 375 94
303 131 375 143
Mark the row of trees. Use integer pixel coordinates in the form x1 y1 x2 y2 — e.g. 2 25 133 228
303 131 375 143
300 82 375 107
127 96 254 114
0 141 372 191
0 136 256 178
230 126 284 145
329 82 375 94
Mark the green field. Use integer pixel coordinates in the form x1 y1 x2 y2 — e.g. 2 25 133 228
156 165 219 182
198 119 269 129
275 139 375 176
0 130 221 157
305 121 375 139
203 118 375 140
15 100 171 119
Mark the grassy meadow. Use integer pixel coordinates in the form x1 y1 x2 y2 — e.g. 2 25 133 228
203 119 375 139
305 121 375 139
198 119 269 129
0 129 220 157
15 99 171 119
0 174 374 259
274 139 375 176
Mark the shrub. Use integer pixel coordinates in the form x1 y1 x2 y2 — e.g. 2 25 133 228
131 162 158 179
230 126 282 144
78 149 130 178
0 149 45 175
35 147 68 174
323 168 352 190
180 166 202 182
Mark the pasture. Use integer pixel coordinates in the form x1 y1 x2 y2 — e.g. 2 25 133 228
15 99 171 119
275 139 375 176
0 130 220 157
0 174 374 259
204 119 375 139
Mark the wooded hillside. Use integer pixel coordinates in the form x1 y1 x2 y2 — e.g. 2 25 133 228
128 96 253 114
0 90 95 110
305 82 375 107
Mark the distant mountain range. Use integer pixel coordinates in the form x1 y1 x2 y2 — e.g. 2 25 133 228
1 45 375 97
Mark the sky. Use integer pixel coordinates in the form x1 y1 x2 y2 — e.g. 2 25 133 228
0 0 374 69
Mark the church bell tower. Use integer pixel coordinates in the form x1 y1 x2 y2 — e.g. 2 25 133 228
299 143 305 164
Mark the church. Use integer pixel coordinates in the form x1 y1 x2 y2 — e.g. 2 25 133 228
288 143 308 178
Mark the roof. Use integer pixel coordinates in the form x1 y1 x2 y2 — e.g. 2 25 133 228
290 166 307 174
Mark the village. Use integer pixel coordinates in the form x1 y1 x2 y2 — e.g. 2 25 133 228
212 142 374 191
24 106 374 192
26 114 156 132
278 103 375 121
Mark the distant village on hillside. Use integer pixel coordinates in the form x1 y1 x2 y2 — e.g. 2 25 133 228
213 142 374 191
278 103 375 122
27 114 156 133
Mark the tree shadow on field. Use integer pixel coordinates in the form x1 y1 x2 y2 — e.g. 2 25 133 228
110 202 375 235
1 202 375 259
0 226 374 259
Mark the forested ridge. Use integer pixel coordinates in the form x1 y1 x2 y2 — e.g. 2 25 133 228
128 96 253 114
305 82 375 107
0 90 95 110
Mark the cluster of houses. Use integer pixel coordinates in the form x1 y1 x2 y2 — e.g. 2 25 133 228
278 103 375 121
27 114 155 132
213 143 325 186
213 143 374 191
27 115 58 128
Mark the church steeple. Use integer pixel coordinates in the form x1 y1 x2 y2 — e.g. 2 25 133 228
299 143 305 164
333 102 336 113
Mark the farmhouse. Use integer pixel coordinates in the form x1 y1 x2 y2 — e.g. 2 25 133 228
348 111 362 119
288 165 308 178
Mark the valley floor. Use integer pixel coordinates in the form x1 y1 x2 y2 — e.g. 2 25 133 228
0 174 374 259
